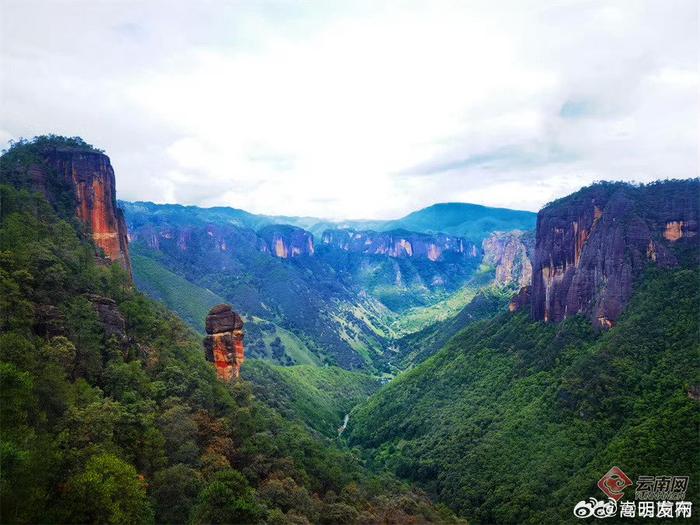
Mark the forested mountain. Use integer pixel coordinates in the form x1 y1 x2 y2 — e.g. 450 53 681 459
242 361 381 438
0 136 461 524
348 180 700 523
350 267 700 523
379 202 536 243
3 136 697 525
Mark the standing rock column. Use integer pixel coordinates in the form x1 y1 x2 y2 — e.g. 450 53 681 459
203 304 245 381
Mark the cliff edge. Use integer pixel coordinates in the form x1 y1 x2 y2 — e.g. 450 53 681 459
530 180 698 327
1 136 131 276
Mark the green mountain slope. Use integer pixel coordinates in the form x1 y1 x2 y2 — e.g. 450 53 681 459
132 253 226 332
132 253 319 366
243 361 381 437
349 267 700 523
394 285 511 368
0 138 461 524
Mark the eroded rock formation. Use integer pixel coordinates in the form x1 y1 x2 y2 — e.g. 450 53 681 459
482 231 534 288
258 225 315 258
85 294 127 344
204 304 245 381
321 229 479 261
29 148 132 276
34 304 65 339
664 220 690 242
530 180 698 328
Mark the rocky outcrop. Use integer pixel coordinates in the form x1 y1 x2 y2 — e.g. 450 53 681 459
531 180 698 328
34 304 65 339
663 220 691 242
321 229 479 261
85 294 128 345
688 385 700 401
34 295 128 346
28 148 132 276
204 304 245 381
508 285 531 313
258 225 315 258
482 231 533 287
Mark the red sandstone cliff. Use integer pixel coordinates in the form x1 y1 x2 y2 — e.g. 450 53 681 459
258 224 315 258
26 147 132 276
530 180 698 327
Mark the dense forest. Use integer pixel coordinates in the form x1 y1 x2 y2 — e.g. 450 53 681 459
349 266 700 523
0 138 461 524
242 361 380 438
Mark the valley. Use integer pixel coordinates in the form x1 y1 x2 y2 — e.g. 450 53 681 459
3 2 697 523
0 136 465 524
123 172 700 523
1 136 697 524
122 198 534 374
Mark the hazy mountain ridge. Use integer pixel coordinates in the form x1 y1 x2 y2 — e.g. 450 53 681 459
380 202 537 242
120 199 536 241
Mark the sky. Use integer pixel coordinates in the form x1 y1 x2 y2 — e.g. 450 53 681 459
1 0 698 220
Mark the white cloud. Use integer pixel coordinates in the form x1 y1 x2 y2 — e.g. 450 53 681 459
1 0 697 219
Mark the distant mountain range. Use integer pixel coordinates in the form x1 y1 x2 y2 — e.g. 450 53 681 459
120 199 536 371
120 200 536 242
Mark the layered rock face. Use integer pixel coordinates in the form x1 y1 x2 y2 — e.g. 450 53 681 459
34 294 128 348
482 231 533 288
31 149 131 275
531 181 698 327
86 293 128 348
204 304 245 381
258 225 315 258
321 229 479 261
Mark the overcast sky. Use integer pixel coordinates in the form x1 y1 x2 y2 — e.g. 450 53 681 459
1 0 697 219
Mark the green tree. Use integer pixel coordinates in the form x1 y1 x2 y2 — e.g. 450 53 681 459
62 296 104 381
60 453 154 525
150 464 203 524
192 470 265 524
